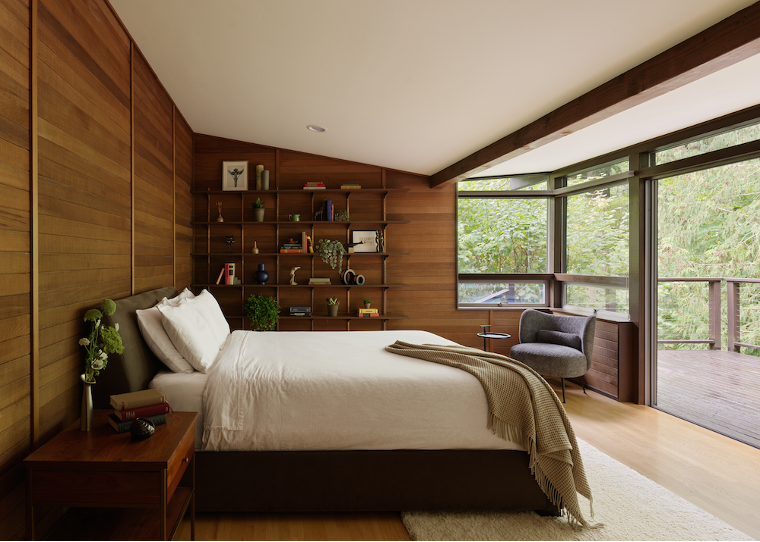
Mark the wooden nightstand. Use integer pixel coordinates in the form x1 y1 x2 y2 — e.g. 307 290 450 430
23 410 197 541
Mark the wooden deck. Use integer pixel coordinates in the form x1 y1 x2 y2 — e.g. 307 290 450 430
656 349 760 448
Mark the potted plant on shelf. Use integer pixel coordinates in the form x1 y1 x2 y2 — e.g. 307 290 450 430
326 297 339 317
316 239 346 274
252 198 265 222
244 294 280 330
363 297 371 309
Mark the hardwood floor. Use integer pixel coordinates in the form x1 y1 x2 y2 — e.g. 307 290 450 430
173 381 760 540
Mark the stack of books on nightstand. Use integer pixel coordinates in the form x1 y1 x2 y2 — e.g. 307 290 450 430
357 308 379 317
108 389 170 433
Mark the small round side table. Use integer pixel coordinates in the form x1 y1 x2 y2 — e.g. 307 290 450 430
477 324 511 352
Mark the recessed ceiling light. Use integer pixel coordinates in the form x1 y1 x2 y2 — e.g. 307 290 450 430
307 125 327 133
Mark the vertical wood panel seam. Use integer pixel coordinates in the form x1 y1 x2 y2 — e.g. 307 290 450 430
172 104 176 288
130 41 135 295
30 0 40 449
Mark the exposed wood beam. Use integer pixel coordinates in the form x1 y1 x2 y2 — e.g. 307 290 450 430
430 1 760 188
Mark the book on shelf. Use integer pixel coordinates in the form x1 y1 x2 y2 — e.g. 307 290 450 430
358 313 380 317
304 182 325 186
289 312 311 317
306 235 313 253
309 280 331 285
308 277 331 283
303 186 326 190
225 262 236 285
325 200 333 221
341 184 361 189
109 389 165 411
215 267 225 285
280 248 303 253
289 306 311 313
113 401 171 421
357 308 379 314
108 413 167 433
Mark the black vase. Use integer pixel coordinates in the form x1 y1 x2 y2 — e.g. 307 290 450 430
254 264 269 285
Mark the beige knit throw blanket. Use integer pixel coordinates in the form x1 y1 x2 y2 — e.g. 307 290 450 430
385 341 599 529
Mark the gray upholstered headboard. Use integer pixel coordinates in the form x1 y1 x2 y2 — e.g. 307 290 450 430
93 287 179 408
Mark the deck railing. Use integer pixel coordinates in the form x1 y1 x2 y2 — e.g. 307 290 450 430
658 277 760 352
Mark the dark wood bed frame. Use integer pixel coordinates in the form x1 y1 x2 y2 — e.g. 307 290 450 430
94 287 555 513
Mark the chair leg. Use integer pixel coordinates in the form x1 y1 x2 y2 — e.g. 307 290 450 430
561 378 566 403
580 375 587 395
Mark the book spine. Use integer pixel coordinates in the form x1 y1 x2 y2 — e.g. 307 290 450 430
302 231 307 254
109 413 167 433
109 392 165 410
114 402 171 421
289 312 311 317
326 200 332 221
280 248 303 253
358 313 380 317
303 187 326 190
358 308 379 313
224 263 230 285
215 267 225 285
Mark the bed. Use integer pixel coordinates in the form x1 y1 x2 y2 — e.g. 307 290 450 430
93 287 556 513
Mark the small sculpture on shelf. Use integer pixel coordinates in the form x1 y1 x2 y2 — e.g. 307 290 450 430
253 241 259 254
225 235 235 253
216 202 224 222
289 266 300 285
375 229 385 253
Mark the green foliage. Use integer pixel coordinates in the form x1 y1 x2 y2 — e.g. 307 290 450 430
316 239 345 274
657 156 760 354
244 294 280 331
363 297 371 304
326 297 339 305
80 299 124 383
252 198 264 209
457 196 548 273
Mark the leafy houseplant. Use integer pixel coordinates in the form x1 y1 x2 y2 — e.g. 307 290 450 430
244 294 281 330
363 297 371 309
80 299 124 383
326 296 339 317
252 197 265 222
316 239 346 274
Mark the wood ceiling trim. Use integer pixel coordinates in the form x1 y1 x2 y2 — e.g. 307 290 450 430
430 1 760 188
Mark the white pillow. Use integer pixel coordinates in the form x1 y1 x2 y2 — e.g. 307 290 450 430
158 301 219 373
188 289 230 348
157 287 196 308
136 307 195 374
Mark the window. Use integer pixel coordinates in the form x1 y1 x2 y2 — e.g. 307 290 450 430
458 198 548 274
565 159 629 187
457 177 549 307
655 121 760 166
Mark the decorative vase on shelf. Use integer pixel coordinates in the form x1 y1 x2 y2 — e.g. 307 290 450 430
364 302 371 309
328 304 339 317
255 164 264 190
254 264 269 285
253 241 259 254
80 374 94 431
261 170 270 190
253 208 265 222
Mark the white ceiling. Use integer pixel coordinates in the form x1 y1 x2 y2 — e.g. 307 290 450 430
110 0 759 178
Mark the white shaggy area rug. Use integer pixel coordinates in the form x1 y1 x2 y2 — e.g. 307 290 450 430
401 439 753 541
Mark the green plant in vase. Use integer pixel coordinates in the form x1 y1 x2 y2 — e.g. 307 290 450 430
244 294 281 330
252 197 265 222
80 299 124 383
316 239 346 274
363 297 371 309
326 296 340 317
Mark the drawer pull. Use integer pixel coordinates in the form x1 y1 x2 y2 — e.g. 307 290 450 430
183 457 190 463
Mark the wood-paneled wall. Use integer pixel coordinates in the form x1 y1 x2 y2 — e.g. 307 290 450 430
0 0 192 538
0 0 31 538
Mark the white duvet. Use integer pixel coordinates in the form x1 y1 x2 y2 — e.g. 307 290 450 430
201 330 520 452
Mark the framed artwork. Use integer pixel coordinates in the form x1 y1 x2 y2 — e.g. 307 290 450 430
352 230 378 252
222 161 248 191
